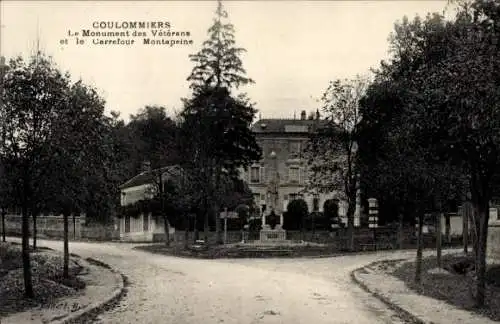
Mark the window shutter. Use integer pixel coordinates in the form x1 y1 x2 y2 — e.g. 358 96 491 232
260 167 265 183
283 167 289 183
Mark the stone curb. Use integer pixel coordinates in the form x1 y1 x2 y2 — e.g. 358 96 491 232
50 257 126 324
350 260 431 324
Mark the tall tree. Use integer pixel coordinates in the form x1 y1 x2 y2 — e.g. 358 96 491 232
306 76 368 251
183 0 260 244
360 0 499 306
404 2 500 306
187 0 253 90
1 53 73 297
180 87 260 243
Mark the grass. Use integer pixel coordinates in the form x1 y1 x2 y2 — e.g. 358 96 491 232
0 242 86 318
134 241 345 259
388 253 500 321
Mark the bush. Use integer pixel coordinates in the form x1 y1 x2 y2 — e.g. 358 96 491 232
487 265 500 287
248 218 262 232
324 199 340 228
283 199 308 230
304 212 331 230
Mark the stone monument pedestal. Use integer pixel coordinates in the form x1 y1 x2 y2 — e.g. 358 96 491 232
259 228 287 242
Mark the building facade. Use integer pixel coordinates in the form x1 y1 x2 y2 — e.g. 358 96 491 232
117 165 180 242
240 111 361 228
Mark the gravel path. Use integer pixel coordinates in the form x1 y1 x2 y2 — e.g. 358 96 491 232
17 239 425 324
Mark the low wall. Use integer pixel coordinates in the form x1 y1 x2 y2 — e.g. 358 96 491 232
172 230 246 244
0 214 119 241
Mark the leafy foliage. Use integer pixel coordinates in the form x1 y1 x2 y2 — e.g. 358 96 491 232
187 0 253 91
283 199 308 231
357 0 500 306
181 1 261 243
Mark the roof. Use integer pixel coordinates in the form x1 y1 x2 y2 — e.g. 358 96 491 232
119 165 182 190
251 118 330 134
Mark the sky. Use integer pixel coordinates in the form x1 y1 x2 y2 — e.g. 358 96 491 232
1 1 451 122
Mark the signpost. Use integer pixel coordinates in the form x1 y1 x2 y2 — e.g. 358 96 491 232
368 198 379 245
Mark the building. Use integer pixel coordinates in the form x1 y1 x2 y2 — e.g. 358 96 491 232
240 110 361 228
117 164 180 242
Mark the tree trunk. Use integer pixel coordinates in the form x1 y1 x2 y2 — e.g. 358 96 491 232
214 170 222 244
204 197 209 243
194 213 199 242
21 198 34 298
436 212 442 268
1 207 5 242
214 202 222 245
415 211 424 284
301 214 305 241
73 214 76 239
445 212 451 244
312 212 316 236
184 214 189 249
471 210 479 262
473 198 490 308
158 173 170 247
163 215 170 247
32 213 37 250
63 211 69 279
463 202 471 254
346 202 356 251
397 213 404 249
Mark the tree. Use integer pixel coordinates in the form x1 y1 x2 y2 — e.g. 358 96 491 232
127 106 181 245
359 0 500 306
1 53 73 297
306 76 368 251
323 199 340 230
285 199 308 240
405 2 500 305
184 0 260 244
179 87 260 244
0 56 10 242
187 0 253 91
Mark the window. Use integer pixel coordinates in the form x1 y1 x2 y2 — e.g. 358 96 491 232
260 194 266 201
283 194 288 201
253 193 260 202
289 193 297 201
289 167 299 183
289 141 301 157
250 166 260 183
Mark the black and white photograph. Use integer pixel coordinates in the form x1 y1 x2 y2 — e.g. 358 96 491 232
1 0 499 323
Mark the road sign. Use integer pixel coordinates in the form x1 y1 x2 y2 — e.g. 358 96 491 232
219 211 238 219
368 198 378 228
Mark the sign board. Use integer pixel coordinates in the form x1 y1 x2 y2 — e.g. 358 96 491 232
219 211 238 219
368 198 378 209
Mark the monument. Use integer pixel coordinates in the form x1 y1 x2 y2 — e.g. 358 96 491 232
260 150 286 242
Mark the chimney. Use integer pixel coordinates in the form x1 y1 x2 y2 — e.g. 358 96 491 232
316 109 320 120
141 160 151 173
301 110 306 120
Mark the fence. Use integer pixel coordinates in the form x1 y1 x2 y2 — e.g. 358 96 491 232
0 214 119 241
170 227 469 250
